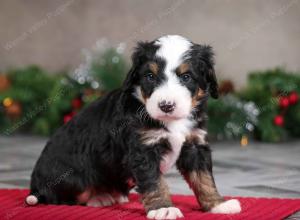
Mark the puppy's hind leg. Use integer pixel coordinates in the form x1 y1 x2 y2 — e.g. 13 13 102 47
87 193 116 207
113 193 129 204
85 192 129 207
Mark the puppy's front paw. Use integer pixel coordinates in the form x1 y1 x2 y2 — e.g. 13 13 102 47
147 207 184 219
210 199 241 214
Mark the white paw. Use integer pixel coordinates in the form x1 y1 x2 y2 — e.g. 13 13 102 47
210 199 241 214
86 193 116 207
115 194 129 204
147 207 184 220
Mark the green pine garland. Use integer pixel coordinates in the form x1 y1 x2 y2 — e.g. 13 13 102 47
238 68 300 142
0 49 299 142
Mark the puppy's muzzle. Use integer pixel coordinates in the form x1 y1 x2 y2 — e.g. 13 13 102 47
158 100 176 113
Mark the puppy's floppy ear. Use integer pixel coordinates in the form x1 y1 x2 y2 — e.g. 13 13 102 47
207 66 219 99
191 44 219 99
123 41 157 92
122 64 137 92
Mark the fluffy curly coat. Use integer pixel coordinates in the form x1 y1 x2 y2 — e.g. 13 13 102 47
26 35 241 219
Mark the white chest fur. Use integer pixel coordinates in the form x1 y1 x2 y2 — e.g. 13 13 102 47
139 118 208 173
160 118 194 173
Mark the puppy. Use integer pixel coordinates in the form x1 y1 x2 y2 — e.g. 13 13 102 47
26 35 241 219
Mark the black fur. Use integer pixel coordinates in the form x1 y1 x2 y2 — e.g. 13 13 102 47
189 44 218 98
28 36 218 207
177 143 212 173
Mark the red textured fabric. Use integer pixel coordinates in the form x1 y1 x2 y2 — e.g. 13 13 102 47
0 189 300 220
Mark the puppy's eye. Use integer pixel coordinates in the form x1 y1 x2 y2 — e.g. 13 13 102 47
180 73 191 82
145 73 155 82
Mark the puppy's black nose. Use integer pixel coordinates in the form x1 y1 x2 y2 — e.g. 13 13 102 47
158 100 176 113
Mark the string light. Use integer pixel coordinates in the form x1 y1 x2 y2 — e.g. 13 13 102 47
240 135 249 147
3 97 13 107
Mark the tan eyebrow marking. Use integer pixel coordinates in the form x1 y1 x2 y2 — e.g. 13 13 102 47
177 63 190 75
192 88 206 107
196 88 206 98
149 62 159 75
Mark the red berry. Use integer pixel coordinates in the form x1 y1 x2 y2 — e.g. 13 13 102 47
69 111 76 117
63 114 72 124
72 98 82 109
289 92 299 105
279 97 289 108
274 115 284 127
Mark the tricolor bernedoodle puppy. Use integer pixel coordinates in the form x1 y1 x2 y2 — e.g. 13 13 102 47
26 35 241 219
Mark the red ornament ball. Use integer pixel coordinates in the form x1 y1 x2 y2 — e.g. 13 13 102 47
0 75 11 92
5 101 22 119
289 92 299 105
63 114 73 124
70 111 76 117
279 97 289 108
274 115 284 127
72 98 82 109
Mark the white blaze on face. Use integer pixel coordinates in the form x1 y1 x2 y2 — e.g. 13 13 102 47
145 35 193 121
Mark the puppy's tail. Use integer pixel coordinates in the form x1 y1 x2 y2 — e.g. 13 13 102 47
25 194 38 206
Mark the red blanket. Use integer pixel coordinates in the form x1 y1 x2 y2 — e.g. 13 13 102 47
0 189 299 220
